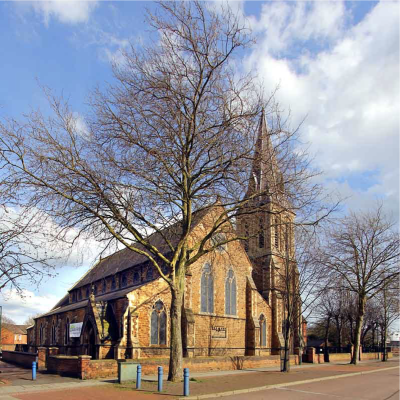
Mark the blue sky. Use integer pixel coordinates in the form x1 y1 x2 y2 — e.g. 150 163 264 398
0 1 398 325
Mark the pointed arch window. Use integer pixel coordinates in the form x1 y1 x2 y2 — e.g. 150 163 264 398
65 318 70 345
39 323 44 345
274 217 279 249
244 223 249 252
150 300 167 345
260 314 267 347
225 269 237 315
201 263 214 313
121 272 128 288
111 276 116 290
133 269 141 284
259 218 265 248
51 322 56 344
146 266 153 281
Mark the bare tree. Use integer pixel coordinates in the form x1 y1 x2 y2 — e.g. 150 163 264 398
278 225 328 371
0 205 56 294
0 1 334 381
320 206 399 364
375 279 400 361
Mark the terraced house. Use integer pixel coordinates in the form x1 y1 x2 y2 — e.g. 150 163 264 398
31 114 303 362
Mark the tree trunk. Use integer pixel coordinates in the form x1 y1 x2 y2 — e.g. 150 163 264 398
335 315 342 349
324 316 331 362
351 295 366 365
281 320 291 372
382 326 388 362
168 288 184 381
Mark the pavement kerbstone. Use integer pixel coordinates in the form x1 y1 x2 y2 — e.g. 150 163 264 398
177 365 399 400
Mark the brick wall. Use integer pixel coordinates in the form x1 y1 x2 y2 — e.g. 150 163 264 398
47 355 79 376
81 359 118 380
1 350 37 368
137 354 298 376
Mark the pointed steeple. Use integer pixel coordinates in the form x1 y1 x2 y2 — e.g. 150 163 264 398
246 109 281 202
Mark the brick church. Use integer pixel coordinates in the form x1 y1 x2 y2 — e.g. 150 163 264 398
30 113 303 361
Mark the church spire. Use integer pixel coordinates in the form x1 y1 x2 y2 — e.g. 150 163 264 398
247 109 281 201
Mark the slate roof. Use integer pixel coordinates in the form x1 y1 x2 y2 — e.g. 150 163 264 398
70 207 210 290
36 284 150 318
2 324 29 335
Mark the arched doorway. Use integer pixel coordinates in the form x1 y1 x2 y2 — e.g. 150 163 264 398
82 319 97 359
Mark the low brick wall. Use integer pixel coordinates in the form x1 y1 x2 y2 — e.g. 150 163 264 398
136 354 298 376
47 355 80 377
82 359 119 380
1 350 37 368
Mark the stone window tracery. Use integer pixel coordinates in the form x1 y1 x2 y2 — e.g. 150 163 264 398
260 314 267 347
225 269 237 315
201 263 214 313
150 300 167 345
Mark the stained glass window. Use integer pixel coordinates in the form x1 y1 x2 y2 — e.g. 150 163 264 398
151 300 167 345
225 269 237 315
201 263 214 313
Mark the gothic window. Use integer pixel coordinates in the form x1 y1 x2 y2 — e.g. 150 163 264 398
285 223 289 253
259 218 265 248
201 263 214 313
77 290 82 301
211 233 227 252
121 272 128 288
260 314 266 347
72 291 77 302
146 266 153 281
51 322 56 344
85 286 90 298
133 269 141 284
111 276 116 290
274 217 279 249
225 269 237 315
94 284 98 295
244 224 249 252
64 318 70 345
150 300 167 345
39 323 43 345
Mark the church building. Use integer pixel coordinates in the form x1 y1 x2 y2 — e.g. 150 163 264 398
30 113 303 361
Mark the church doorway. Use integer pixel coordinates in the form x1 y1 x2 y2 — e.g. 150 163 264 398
82 319 97 359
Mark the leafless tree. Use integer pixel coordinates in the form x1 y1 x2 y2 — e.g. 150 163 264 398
0 204 56 294
0 1 335 381
375 279 399 361
277 225 328 371
320 206 399 364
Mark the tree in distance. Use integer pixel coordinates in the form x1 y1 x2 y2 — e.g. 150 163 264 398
320 206 399 365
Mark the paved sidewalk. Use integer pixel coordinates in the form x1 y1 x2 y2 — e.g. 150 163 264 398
0 359 398 400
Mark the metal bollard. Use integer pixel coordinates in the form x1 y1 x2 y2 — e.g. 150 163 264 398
32 361 37 381
136 364 142 389
183 367 189 396
158 366 163 392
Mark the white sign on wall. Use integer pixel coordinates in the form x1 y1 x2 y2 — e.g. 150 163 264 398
70 322 83 338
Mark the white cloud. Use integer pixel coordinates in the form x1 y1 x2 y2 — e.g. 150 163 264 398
247 1 399 217
0 289 59 324
18 0 98 26
251 1 346 54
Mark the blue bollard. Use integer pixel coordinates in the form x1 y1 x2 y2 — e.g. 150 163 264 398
158 366 163 392
136 364 142 389
32 361 37 381
183 367 189 396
